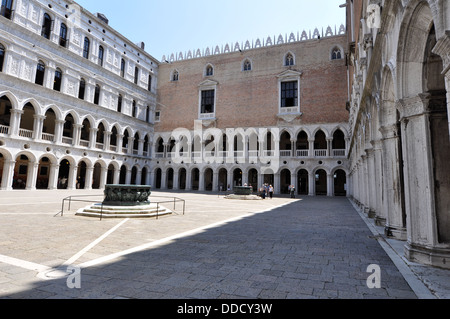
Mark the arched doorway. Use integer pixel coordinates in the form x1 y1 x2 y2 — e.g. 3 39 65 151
424 24 450 243
314 130 327 157
191 168 199 190
154 168 162 189
233 168 242 187
297 169 309 195
280 169 291 194
204 168 213 191
248 168 258 192
13 154 29 189
166 168 174 189
130 166 138 185
77 161 88 189
315 169 327 196
0 96 12 133
42 108 56 142
92 163 102 189
107 164 115 185
334 169 347 197
119 165 127 185
178 168 186 190
58 159 70 189
19 103 35 138
141 167 148 185
36 157 51 189
218 168 227 191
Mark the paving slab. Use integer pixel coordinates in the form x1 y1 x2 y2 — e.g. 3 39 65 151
0 190 448 300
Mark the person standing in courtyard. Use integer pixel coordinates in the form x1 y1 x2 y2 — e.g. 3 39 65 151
269 185 274 199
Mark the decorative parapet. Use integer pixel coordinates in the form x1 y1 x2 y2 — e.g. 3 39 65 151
162 24 346 63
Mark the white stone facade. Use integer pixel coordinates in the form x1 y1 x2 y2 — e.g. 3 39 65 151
0 0 158 190
346 0 450 268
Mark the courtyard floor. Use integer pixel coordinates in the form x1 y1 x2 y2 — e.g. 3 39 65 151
0 189 449 301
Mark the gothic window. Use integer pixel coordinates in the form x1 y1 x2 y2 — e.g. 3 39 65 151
78 78 86 100
83 37 90 59
41 13 52 39
172 70 179 81
134 67 139 84
281 81 298 107
331 47 342 60
98 45 104 66
285 53 294 66
132 100 137 117
243 59 252 71
94 84 100 105
146 105 150 123
117 94 122 113
53 68 62 92
59 23 67 47
120 58 125 77
35 60 45 86
201 90 215 114
1 0 14 20
0 44 5 72
205 65 213 76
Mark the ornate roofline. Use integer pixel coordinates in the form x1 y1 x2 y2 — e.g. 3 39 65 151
161 24 346 63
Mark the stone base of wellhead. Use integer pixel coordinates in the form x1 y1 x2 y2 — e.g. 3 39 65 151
76 203 172 219
224 194 262 200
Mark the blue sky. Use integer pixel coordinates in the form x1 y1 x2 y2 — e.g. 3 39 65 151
75 0 346 61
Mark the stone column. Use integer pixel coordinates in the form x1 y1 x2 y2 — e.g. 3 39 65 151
326 172 333 197
26 161 39 190
68 164 77 190
104 131 112 151
213 171 219 192
9 109 23 137
308 171 315 196
72 124 82 146
54 119 64 144
48 164 59 190
85 166 94 190
89 128 98 149
399 95 448 265
379 124 406 240
1 160 15 190
274 173 280 194
99 167 108 189
33 114 45 140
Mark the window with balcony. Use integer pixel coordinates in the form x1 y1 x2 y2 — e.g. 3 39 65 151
277 69 302 117
201 89 215 115
93 84 100 105
117 94 122 113
41 13 52 39
1 0 14 20
53 68 62 92
83 37 90 59
281 81 298 108
35 61 45 86
78 78 86 100
59 23 67 47
120 58 125 77
0 43 4 72
98 45 104 66
134 67 139 84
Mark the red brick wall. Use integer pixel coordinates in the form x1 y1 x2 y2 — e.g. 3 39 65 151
156 35 349 132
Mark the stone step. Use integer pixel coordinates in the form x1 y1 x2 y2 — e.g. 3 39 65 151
76 204 173 219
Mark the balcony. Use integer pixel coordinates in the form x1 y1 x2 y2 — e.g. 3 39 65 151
0 125 9 135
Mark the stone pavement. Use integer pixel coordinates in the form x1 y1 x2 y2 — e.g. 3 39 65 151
0 189 448 299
